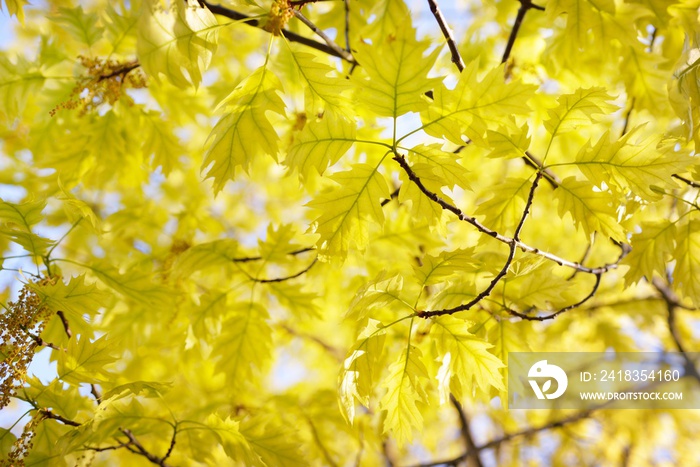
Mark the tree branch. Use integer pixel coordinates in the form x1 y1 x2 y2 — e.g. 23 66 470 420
231 247 315 263
256 257 318 283
501 0 545 65
449 395 483 467
202 1 355 63
120 428 173 467
393 152 627 277
651 277 700 383
672 174 700 188
427 0 465 72
292 10 356 64
412 408 596 467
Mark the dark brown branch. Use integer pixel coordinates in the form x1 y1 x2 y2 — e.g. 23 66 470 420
120 428 173 467
412 408 595 467
22 328 61 350
202 1 355 63
381 187 401 206
427 0 465 72
394 151 627 275
40 409 81 427
231 246 315 263
501 0 544 64
292 10 356 64
620 97 636 137
567 236 594 280
672 174 700 188
652 277 700 383
506 273 602 321
417 173 541 318
449 395 483 467
56 310 72 338
343 0 351 52
524 151 560 188
257 258 318 283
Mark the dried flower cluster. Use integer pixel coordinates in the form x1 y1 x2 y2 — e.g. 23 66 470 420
0 411 47 467
0 280 54 410
50 56 146 116
263 0 293 36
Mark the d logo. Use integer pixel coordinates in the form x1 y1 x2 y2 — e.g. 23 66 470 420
528 360 568 400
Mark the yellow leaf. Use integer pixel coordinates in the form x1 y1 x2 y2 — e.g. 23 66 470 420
575 128 692 201
352 26 440 118
554 177 625 241
137 0 219 88
308 164 390 260
544 87 617 137
339 319 387 423
673 220 700 307
286 114 356 180
202 66 286 193
431 316 505 401
380 345 429 445
623 220 677 285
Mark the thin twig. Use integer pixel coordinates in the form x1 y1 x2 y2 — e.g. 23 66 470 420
56 310 72 338
651 277 700 383
256 258 317 283
501 0 545 65
381 187 401 206
412 408 596 467
120 428 172 467
292 10 356 64
231 247 315 263
427 0 465 72
40 409 81 427
672 174 700 188
620 97 636 137
449 395 483 467
416 172 543 318
392 153 627 276
506 273 602 321
524 151 560 188
202 1 355 63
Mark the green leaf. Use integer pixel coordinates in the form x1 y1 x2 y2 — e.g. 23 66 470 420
486 122 531 159
0 198 53 255
475 177 531 237
574 128 691 201
284 46 354 119
50 6 104 47
174 239 239 277
623 220 676 285
339 319 386 423
415 248 480 287
240 417 305 467
0 55 45 118
212 302 273 389
89 261 175 308
380 345 428 445
308 164 390 260
202 414 261 465
431 316 505 402
421 62 536 146
103 381 173 400
347 272 405 321
30 274 111 326
673 220 700 307
137 0 219 88
352 26 440 118
1 0 26 23
544 87 617 137
56 335 118 385
202 66 286 193
286 114 356 180
554 177 625 241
